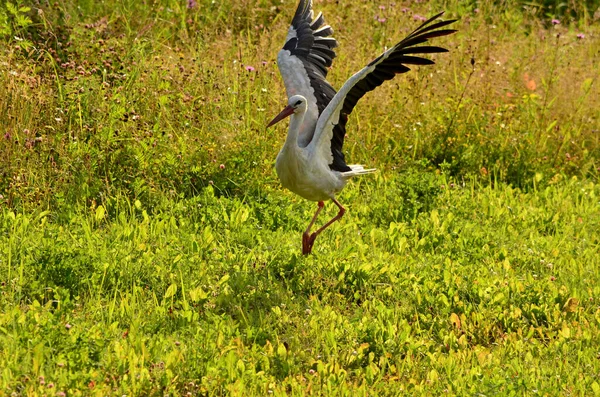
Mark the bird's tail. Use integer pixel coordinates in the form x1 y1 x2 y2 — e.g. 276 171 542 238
340 164 377 178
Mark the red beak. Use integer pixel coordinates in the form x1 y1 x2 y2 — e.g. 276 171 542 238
267 105 295 128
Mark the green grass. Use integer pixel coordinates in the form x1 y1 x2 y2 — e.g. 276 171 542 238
1 0 600 395
2 175 600 395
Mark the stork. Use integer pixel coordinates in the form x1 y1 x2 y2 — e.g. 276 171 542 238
267 0 457 255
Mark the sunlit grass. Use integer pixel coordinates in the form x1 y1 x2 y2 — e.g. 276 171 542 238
1 0 599 394
1 0 598 208
2 175 599 394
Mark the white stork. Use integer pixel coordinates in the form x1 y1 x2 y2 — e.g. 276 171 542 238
267 0 457 255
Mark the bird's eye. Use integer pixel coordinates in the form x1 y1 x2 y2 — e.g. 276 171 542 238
295 100 302 106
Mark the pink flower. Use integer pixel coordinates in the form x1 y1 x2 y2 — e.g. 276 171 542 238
413 14 426 22
377 16 386 23
245 65 255 72
551 19 560 25
401 7 409 13
379 5 386 10
219 164 225 170
577 33 585 39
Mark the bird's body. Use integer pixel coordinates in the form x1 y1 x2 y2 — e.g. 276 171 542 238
274 95 364 202
276 145 347 202
268 0 457 254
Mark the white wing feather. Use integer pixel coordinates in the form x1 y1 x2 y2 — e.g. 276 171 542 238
307 64 377 165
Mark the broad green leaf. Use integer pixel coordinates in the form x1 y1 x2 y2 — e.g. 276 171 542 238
218 274 230 285
164 283 177 299
95 205 105 221
189 287 208 302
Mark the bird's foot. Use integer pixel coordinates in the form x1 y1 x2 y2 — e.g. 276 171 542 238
302 232 317 255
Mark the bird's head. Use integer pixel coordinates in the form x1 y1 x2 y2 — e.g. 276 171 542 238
267 95 307 128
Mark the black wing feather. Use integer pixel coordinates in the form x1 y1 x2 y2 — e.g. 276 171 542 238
328 13 457 172
284 0 338 115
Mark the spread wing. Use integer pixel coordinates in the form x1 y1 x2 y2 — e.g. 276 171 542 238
309 12 458 172
277 0 338 147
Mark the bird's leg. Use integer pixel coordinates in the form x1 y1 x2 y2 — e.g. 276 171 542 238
302 201 324 255
304 198 346 254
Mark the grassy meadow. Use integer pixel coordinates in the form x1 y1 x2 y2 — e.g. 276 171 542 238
1 0 600 395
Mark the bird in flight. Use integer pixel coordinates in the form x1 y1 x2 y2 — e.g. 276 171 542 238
267 0 457 255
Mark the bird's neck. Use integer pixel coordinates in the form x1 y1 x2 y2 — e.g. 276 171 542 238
283 110 306 151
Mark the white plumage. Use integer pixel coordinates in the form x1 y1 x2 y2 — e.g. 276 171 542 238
268 0 457 254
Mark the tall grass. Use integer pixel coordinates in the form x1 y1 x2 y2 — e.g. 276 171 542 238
1 0 598 210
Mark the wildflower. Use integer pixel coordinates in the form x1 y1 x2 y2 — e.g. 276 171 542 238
379 5 386 10
551 19 560 25
65 323 72 330
401 7 409 13
187 0 197 9
577 33 585 39
413 14 426 22
219 164 225 170
261 61 267 66
377 16 386 23
245 65 255 72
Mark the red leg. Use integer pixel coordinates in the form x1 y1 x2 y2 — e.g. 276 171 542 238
303 198 346 255
302 201 324 255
